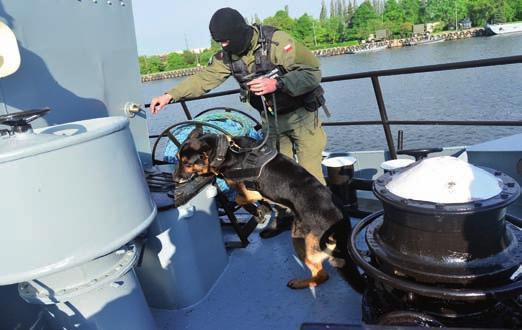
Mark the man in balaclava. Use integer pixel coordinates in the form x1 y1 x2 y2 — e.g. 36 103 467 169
150 7 328 239
208 7 253 56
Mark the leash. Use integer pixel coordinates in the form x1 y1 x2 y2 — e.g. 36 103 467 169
260 93 279 152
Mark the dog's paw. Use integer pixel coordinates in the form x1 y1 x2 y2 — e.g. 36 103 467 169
287 278 313 290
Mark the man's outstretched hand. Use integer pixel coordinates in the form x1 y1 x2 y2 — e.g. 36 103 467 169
150 94 173 114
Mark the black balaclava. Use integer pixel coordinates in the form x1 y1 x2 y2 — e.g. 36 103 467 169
209 7 253 56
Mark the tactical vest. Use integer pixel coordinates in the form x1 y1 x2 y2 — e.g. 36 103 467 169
223 25 324 115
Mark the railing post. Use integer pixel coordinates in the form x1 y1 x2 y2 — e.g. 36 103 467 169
180 101 193 120
371 76 397 159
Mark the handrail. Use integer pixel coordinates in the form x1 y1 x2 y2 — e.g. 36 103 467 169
321 55 522 82
143 55 522 107
323 120 522 126
144 55 522 157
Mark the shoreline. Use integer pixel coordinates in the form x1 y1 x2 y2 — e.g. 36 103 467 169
141 28 485 83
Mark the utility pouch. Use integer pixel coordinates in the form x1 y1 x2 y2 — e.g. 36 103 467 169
303 85 326 112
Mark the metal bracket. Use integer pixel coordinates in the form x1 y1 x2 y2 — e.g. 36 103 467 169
123 102 141 118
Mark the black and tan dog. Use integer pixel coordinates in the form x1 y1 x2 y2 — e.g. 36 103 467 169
174 128 365 293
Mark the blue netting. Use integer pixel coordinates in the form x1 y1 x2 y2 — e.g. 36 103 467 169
164 111 263 201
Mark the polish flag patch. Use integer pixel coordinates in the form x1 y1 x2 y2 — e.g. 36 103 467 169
283 43 293 52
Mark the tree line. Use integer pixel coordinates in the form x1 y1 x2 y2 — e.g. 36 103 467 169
139 0 522 74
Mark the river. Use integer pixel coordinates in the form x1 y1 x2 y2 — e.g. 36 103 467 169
141 34 522 153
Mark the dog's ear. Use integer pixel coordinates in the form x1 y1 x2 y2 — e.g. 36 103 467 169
187 127 203 140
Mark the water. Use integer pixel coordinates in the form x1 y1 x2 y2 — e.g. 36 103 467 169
141 34 522 153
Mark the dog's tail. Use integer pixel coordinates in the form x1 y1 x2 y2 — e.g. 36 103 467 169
321 220 366 294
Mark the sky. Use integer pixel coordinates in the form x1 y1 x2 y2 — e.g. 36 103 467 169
132 0 325 55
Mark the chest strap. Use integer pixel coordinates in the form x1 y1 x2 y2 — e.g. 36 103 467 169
222 144 277 182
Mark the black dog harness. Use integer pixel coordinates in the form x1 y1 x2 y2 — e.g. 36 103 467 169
221 141 277 184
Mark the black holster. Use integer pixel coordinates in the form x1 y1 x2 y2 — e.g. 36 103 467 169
303 85 326 112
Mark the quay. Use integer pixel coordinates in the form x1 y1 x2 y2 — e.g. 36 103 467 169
140 28 485 83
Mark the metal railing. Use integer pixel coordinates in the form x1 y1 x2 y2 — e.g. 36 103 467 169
145 55 522 159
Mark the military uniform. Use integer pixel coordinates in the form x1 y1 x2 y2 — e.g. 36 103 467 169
166 26 327 185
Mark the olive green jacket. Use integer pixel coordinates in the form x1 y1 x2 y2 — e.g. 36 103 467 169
166 26 321 101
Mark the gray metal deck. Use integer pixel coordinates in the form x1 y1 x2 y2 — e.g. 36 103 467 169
152 223 363 330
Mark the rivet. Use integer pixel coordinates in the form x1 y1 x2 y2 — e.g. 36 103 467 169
474 202 482 207
107 0 112 4
379 189 387 194
120 2 125 6
435 203 444 209
377 179 383 184
501 193 509 199
507 182 515 188
93 0 97 3
494 171 502 176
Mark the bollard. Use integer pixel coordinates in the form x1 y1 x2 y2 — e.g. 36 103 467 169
322 154 358 210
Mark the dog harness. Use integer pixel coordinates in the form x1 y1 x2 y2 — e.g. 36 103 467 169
221 143 277 185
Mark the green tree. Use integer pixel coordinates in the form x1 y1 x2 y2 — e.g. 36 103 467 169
495 0 516 22
383 0 404 35
263 9 296 32
320 0 328 21
426 0 467 28
350 1 380 40
336 0 345 18
419 0 428 23
325 16 344 42
467 0 497 26
182 50 196 66
294 14 316 46
138 56 148 74
346 1 355 24
401 0 420 24
511 0 522 19
165 52 185 71
146 56 165 73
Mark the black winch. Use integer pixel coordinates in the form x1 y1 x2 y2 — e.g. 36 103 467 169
349 157 522 328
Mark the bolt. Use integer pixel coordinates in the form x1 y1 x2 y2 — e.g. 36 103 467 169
507 182 515 188
495 171 502 176
501 193 509 199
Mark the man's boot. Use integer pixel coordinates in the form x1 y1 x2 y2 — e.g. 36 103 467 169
259 206 293 239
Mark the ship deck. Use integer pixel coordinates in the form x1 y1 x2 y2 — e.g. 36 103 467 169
152 217 364 330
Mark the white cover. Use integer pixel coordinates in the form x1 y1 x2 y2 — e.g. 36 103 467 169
322 156 357 167
380 158 415 171
0 21 21 77
386 156 502 203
